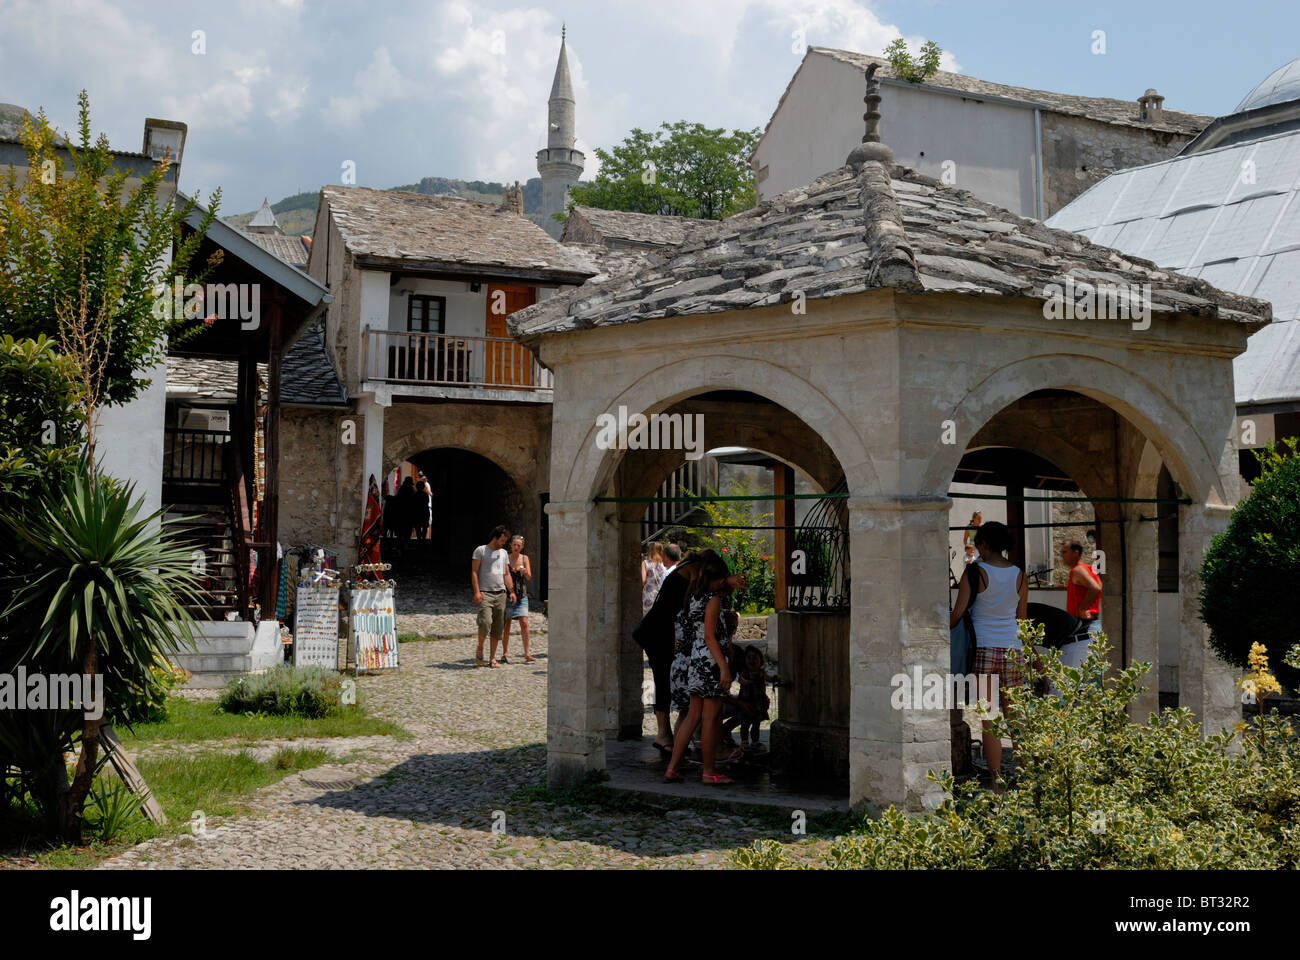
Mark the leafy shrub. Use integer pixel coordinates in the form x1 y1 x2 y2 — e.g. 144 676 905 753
84 775 146 842
218 666 355 719
733 626 1300 869
1200 439 1300 689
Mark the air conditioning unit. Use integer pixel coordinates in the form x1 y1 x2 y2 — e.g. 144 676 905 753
179 407 231 432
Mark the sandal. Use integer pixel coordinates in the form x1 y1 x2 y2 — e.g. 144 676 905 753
701 773 734 785
474 658 487 667
499 656 511 664
717 747 743 765
663 768 684 783
488 659 499 668
652 742 673 758
524 656 537 663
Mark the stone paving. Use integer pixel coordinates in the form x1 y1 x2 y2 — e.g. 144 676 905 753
96 627 838 870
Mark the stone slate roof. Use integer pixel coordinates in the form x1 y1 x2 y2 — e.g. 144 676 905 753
167 323 344 408
321 185 598 279
246 231 310 268
281 320 348 406
562 205 712 248
510 159 1271 346
806 49 1211 137
166 358 266 403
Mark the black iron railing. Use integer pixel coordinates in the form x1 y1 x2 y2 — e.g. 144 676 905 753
787 478 850 611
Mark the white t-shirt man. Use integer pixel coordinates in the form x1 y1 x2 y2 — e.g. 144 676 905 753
472 543 509 592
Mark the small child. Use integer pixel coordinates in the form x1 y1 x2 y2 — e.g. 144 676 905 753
724 645 771 750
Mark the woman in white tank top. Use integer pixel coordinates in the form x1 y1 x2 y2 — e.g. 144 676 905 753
948 521 1027 788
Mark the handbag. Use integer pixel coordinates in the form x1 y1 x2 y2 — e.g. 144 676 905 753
950 562 980 675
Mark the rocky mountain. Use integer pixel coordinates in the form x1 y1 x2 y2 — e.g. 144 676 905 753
225 177 546 236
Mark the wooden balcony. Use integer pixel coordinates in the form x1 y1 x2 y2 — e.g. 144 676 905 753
362 328 554 393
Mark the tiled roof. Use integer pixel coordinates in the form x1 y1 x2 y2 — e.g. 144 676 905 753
510 159 1270 346
562 205 712 248
246 231 310 268
281 320 348 406
321 185 598 279
802 49 1211 137
1048 127 1300 407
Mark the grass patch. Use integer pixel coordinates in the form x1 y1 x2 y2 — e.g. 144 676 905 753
22 747 332 870
120 696 407 748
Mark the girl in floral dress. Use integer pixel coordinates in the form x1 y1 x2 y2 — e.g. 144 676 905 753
664 553 735 785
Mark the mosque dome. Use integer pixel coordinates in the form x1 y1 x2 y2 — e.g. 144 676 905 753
1235 58 1300 113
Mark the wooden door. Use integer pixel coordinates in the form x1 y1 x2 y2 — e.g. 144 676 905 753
484 285 536 386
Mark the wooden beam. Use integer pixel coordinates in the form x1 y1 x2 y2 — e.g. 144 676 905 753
260 298 284 614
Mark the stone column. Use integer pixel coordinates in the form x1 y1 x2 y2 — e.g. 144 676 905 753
617 503 645 739
848 496 950 814
1178 503 1237 736
1125 514 1160 720
545 499 614 786
358 394 386 518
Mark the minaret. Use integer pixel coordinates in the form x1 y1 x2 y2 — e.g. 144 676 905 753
536 25 584 238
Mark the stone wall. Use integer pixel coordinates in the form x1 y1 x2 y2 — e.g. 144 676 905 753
1040 113 1195 217
279 406 365 558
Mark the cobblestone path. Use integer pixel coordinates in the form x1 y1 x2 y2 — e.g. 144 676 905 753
98 626 834 869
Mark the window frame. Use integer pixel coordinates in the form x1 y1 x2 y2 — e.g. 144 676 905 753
406 294 447 334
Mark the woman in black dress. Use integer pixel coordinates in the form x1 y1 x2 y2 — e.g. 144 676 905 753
633 549 745 755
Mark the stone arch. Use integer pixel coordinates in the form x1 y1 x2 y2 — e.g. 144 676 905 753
384 420 536 497
921 355 1227 506
560 354 878 504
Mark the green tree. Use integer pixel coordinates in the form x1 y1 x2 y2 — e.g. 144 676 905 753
567 121 759 221
0 93 219 840
883 39 942 83
2 472 204 839
1200 438 1300 690
0 91 220 457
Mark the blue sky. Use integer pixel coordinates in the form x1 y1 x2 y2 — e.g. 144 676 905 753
1 0 1295 214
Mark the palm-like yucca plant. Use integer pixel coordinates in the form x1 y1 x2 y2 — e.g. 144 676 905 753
2 467 204 840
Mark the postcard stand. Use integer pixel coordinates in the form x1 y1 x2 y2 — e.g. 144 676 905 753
349 563 398 676
294 554 342 669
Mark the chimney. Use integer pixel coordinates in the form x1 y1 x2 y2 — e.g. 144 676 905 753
499 181 524 216
1137 88 1165 122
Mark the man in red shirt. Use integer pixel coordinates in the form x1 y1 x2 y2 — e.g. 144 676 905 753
1060 540 1102 668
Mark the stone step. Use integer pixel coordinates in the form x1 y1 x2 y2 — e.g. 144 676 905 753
179 634 255 655
173 652 253 673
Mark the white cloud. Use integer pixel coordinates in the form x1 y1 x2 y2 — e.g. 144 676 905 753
325 46 407 128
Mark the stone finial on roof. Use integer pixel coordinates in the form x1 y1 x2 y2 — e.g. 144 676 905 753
847 63 895 168
1138 88 1165 122
499 181 524 215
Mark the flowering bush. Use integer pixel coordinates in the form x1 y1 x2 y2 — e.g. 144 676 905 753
694 477 775 614
733 628 1300 869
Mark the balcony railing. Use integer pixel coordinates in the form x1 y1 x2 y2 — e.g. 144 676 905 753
164 428 228 484
363 328 554 391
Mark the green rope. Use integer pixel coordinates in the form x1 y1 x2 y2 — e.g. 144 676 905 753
596 492 846 504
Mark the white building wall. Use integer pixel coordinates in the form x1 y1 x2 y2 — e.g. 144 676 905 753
756 53 1039 216
386 278 487 338
96 357 166 517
